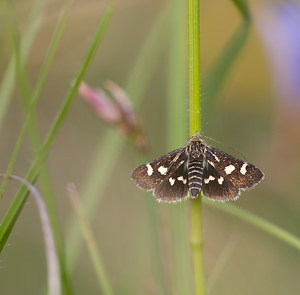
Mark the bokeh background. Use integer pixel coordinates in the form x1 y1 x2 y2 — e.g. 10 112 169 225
1 0 300 294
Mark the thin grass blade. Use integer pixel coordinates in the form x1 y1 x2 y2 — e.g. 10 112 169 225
65 5 169 282
204 200 300 251
67 183 113 295
0 1 113 253
0 0 46 127
203 0 250 116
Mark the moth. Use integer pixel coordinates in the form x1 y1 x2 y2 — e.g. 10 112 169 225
131 131 264 203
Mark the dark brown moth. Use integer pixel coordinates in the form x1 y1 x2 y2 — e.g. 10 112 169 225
131 132 264 203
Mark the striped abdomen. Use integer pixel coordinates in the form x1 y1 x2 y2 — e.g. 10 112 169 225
188 159 204 198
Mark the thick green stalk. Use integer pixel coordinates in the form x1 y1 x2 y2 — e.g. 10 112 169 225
188 0 201 135
188 0 205 294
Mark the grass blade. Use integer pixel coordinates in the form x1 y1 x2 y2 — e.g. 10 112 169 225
0 0 73 196
67 183 113 295
206 234 239 294
204 0 250 115
65 5 169 281
0 0 46 127
205 200 300 251
0 1 113 253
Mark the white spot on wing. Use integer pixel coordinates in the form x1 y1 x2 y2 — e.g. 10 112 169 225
225 165 235 174
218 176 224 184
177 176 187 184
169 177 175 186
158 166 168 175
204 175 215 184
146 164 153 176
240 163 248 175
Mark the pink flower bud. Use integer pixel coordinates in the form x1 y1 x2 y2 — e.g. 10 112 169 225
80 81 147 153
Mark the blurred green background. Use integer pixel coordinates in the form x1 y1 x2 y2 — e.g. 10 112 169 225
1 0 300 294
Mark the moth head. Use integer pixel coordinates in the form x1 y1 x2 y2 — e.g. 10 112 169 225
187 135 206 158
185 132 204 156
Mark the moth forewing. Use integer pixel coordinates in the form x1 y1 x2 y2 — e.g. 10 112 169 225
154 159 189 202
205 147 264 189
202 160 240 201
130 147 186 192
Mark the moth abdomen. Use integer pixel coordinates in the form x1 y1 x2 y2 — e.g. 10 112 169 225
188 159 204 198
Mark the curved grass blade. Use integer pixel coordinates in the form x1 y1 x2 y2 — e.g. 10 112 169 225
1 174 60 295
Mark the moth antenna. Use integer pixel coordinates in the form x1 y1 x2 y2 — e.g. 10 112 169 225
200 135 247 161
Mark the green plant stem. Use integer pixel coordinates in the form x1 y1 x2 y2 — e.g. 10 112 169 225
190 198 205 295
188 0 201 135
188 0 205 294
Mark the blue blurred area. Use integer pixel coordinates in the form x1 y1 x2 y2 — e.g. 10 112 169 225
257 1 300 112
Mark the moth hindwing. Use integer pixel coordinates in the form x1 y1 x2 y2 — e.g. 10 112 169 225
131 131 264 203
